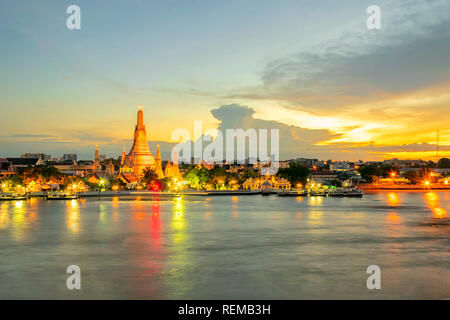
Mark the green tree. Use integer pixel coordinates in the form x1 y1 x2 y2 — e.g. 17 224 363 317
108 177 127 190
209 167 228 189
238 169 258 185
184 166 211 190
277 162 309 186
437 158 450 168
61 175 85 190
0 175 24 191
358 164 382 182
402 171 420 184
18 165 63 184
140 167 159 189
160 177 172 190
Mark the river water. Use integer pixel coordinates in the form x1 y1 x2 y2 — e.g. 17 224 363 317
0 191 448 299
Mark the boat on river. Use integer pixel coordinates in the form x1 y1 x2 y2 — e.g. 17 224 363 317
0 193 28 201
277 189 308 197
205 190 261 196
45 192 79 200
327 188 363 197
310 189 326 196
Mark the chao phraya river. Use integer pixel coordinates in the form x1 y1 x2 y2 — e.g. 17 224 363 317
0 191 448 299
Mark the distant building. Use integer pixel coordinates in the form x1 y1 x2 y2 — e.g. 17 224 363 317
6 157 43 169
330 161 353 172
63 153 77 162
279 161 290 169
20 153 51 161
435 168 450 175
290 158 319 168
383 158 428 168
45 160 78 175
378 177 410 185
309 170 338 184
0 158 15 176
106 160 115 177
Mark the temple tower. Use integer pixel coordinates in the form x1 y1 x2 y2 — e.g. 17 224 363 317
93 145 100 172
155 144 165 179
164 159 173 178
123 105 155 177
172 150 182 180
106 159 115 176
121 147 126 166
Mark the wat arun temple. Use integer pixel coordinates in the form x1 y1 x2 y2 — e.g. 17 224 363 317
118 105 181 183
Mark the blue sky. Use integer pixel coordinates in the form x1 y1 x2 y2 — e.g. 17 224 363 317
1 0 449 160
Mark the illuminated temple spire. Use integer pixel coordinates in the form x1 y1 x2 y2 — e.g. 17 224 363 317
172 150 182 180
123 105 155 177
155 144 164 179
137 104 144 128
164 158 173 178
93 145 100 172
121 147 126 166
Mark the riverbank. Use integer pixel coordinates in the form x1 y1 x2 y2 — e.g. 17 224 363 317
15 189 263 198
359 183 450 191
5 187 449 200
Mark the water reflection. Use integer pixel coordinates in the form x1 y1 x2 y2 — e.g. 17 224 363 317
66 200 80 234
125 196 167 298
12 201 26 241
112 196 119 208
231 196 239 218
172 197 186 243
166 196 194 298
424 192 447 218
386 212 401 224
151 200 162 247
309 196 323 205
99 203 109 223
387 192 401 206
0 211 9 229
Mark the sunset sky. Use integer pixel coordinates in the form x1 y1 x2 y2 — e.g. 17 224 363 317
0 0 449 161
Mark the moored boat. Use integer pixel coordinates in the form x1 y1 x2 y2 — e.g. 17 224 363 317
328 188 363 197
344 188 363 197
277 189 308 197
0 193 27 201
309 189 326 196
45 192 79 200
206 189 261 196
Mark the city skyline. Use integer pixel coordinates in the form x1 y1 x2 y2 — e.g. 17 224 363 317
1 0 450 160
